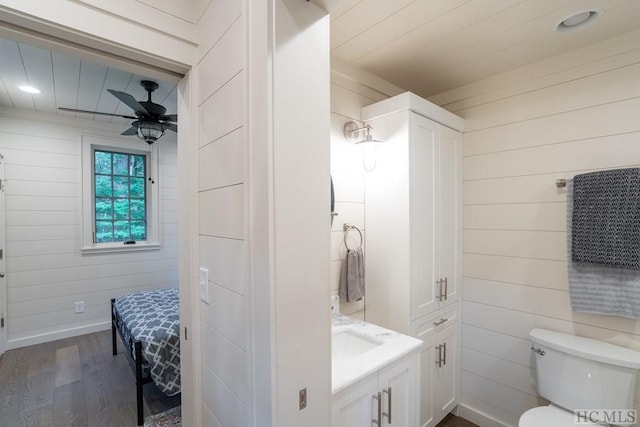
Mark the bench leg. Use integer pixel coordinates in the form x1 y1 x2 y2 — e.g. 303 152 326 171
135 341 144 426
110 298 117 356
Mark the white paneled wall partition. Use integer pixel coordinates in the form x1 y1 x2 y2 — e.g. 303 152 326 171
0 111 177 348
194 1 249 426
329 58 402 318
430 28 640 427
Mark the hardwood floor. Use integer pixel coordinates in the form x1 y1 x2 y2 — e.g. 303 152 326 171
2 331 478 427
0 330 180 426
436 413 479 427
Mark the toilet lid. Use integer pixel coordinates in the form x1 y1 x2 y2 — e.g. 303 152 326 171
519 405 601 427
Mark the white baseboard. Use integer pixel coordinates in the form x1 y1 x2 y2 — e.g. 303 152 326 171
6 321 111 350
459 403 514 427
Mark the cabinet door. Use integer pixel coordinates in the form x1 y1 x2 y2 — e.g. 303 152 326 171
433 324 458 424
379 354 419 427
418 341 435 427
436 125 462 306
409 113 438 320
411 307 457 427
332 374 379 427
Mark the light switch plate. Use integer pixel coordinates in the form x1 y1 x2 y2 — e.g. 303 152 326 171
330 295 339 315
199 267 209 304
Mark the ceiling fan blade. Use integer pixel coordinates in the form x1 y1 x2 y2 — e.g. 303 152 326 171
165 123 178 133
58 107 137 120
161 114 177 122
121 126 138 136
107 89 150 116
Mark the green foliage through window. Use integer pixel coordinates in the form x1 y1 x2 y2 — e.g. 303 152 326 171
94 150 147 242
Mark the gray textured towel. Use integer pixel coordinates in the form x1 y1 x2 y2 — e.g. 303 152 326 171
567 180 640 319
339 248 365 303
572 168 640 269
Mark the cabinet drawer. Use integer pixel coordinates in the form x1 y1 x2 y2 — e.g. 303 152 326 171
410 307 457 348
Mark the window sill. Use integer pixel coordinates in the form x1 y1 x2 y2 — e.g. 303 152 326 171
81 242 161 255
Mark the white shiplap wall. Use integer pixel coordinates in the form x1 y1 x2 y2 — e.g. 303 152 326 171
1 110 177 348
195 1 249 426
430 28 640 427
330 57 402 318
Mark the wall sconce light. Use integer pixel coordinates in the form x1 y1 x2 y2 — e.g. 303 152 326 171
343 121 382 171
343 121 381 144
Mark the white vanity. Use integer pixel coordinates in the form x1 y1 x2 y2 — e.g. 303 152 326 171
332 314 422 427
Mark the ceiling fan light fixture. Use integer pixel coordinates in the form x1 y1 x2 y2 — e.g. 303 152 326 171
137 121 165 144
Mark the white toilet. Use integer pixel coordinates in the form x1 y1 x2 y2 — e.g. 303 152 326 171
519 328 640 426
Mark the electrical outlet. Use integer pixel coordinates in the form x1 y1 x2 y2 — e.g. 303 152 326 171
75 301 85 314
330 295 339 315
299 388 307 410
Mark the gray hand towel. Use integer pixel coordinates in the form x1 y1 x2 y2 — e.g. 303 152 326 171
572 168 640 269
339 247 365 303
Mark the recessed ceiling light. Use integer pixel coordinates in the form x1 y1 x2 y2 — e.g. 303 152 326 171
556 10 599 32
19 85 40 94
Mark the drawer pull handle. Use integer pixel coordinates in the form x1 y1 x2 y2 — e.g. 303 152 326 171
442 342 447 366
436 277 449 301
383 387 392 424
372 392 382 425
433 318 448 326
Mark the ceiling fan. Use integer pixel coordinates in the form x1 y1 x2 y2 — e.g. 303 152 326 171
59 80 177 144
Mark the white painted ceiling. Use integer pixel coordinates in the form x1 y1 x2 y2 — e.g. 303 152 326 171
3 0 639 118
0 38 177 130
330 0 640 97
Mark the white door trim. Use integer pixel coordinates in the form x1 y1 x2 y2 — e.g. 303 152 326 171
0 154 6 356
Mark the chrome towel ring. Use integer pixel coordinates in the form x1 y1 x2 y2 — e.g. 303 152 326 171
343 223 363 250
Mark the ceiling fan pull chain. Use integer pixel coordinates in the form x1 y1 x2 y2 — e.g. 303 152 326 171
148 145 155 184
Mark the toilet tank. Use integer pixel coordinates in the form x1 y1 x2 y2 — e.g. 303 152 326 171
530 328 640 415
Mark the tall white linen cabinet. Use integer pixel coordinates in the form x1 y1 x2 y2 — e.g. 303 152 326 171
362 92 464 427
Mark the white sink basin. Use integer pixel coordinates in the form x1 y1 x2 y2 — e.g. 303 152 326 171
331 316 424 394
332 328 383 362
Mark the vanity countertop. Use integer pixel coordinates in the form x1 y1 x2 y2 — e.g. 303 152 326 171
332 314 423 395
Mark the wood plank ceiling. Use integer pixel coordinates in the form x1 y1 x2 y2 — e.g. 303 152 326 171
330 0 640 98
0 38 177 129
3 1 640 118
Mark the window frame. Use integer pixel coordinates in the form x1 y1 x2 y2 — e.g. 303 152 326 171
81 135 160 254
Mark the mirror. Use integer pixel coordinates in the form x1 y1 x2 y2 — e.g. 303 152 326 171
331 176 337 225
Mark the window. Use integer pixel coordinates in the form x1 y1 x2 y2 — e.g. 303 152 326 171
94 150 147 242
82 135 160 253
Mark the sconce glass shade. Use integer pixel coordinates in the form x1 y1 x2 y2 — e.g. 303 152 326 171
137 121 165 144
343 121 381 144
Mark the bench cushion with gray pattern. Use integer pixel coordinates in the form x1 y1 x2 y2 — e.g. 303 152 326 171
113 287 180 396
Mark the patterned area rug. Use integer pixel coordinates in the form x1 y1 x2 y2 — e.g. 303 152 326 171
144 406 181 427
